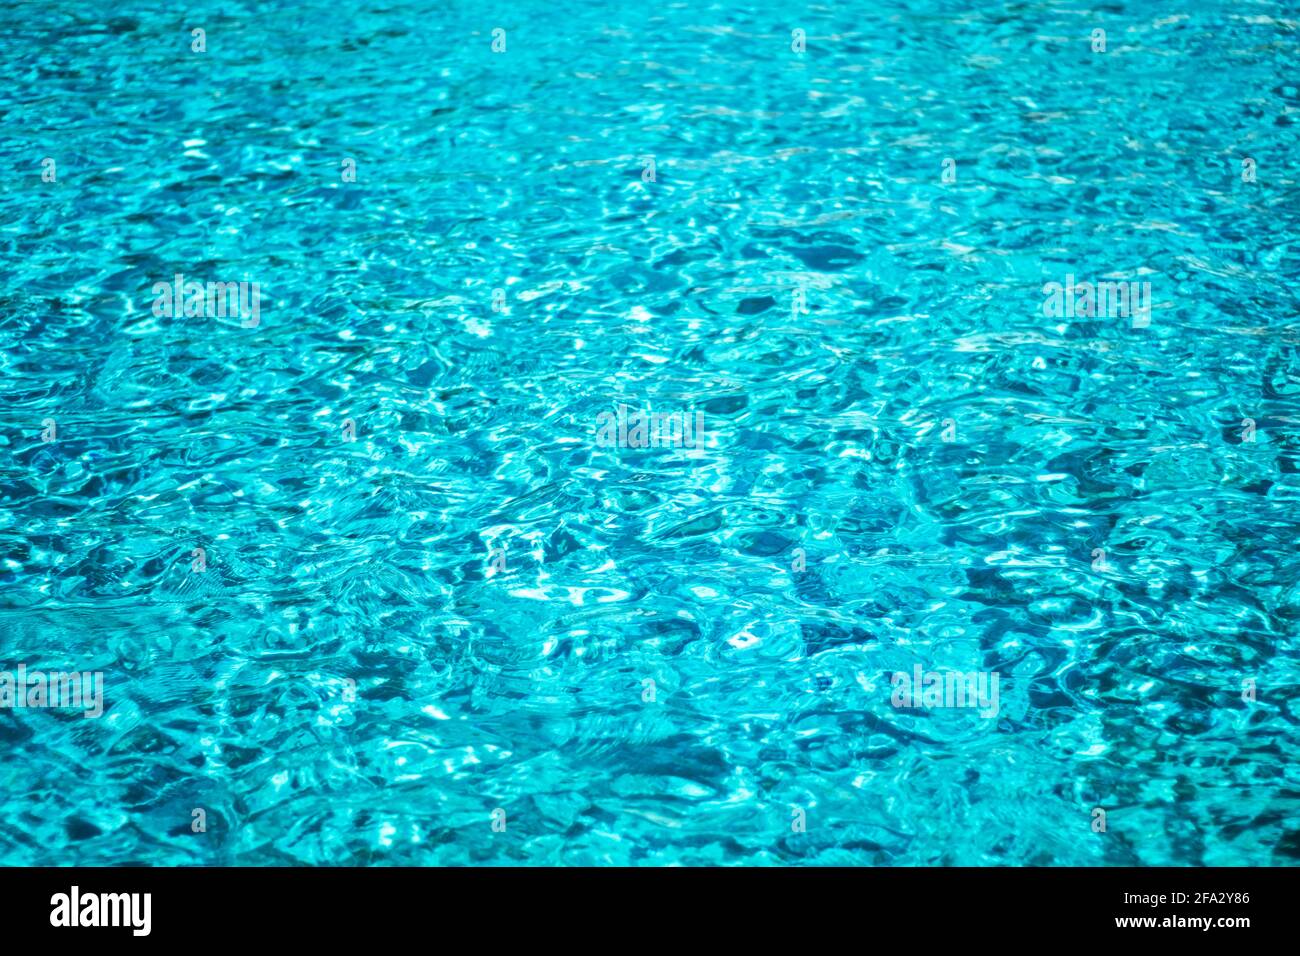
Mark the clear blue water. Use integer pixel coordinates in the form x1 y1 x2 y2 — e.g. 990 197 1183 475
1 1 1298 866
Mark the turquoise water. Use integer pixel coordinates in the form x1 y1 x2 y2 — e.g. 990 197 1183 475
1 1 1298 866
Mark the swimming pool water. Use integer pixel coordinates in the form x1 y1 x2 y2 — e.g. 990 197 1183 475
1 1 1298 866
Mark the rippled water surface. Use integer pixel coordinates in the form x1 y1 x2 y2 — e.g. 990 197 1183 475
1 1 1298 865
